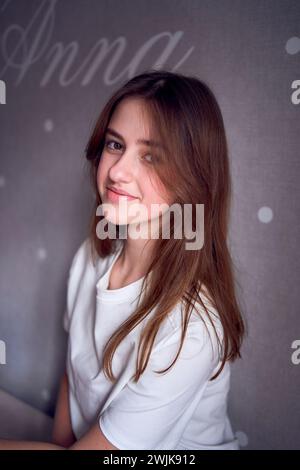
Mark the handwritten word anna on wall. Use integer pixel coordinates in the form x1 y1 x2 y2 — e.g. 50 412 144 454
0 0 194 87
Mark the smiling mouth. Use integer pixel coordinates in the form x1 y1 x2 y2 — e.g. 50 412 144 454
107 186 136 197
106 187 138 201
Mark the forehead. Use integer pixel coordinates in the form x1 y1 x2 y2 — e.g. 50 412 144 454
107 98 161 146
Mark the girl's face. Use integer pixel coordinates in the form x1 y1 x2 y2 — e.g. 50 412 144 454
97 98 171 232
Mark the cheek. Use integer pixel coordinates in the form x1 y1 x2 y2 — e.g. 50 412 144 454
141 180 171 219
142 173 170 206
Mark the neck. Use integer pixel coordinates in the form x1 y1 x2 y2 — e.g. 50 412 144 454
118 225 157 278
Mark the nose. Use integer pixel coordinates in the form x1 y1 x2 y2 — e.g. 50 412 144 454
108 149 137 182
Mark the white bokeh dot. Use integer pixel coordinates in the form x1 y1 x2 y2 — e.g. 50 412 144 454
44 119 54 132
285 36 300 55
37 248 47 261
0 175 6 188
258 206 273 223
235 430 249 447
41 389 50 401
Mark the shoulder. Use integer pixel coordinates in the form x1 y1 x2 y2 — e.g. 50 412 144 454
68 236 93 275
65 236 97 301
67 237 123 294
63 237 92 332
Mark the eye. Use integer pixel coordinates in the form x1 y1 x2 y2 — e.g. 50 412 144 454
143 154 154 163
104 139 157 165
104 139 123 151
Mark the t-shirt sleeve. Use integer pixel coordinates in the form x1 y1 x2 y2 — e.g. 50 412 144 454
98 319 222 450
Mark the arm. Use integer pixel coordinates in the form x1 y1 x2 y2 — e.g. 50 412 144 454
0 370 72 450
0 423 118 450
0 371 118 450
51 370 119 449
0 440 65 450
51 369 76 447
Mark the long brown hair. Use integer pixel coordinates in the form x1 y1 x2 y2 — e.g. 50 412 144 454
84 68 245 382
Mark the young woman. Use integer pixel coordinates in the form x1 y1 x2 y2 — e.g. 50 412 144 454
0 69 245 450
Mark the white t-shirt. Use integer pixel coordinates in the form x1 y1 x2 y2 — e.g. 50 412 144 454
63 237 240 450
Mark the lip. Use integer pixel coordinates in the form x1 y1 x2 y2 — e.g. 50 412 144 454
108 186 136 197
106 186 138 201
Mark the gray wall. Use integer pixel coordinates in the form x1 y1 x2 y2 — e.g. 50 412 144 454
0 0 299 450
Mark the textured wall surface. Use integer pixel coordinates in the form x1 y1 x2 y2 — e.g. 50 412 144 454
0 0 299 450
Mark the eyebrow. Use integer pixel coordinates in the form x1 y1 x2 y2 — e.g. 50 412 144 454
105 127 164 149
